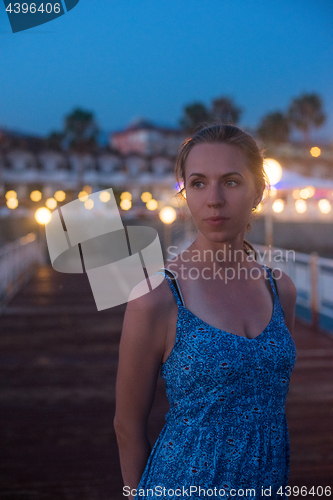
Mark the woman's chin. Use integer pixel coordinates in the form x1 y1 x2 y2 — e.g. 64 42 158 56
203 230 231 244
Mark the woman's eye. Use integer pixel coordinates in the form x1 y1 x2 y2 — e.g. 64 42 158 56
192 181 204 188
191 179 238 188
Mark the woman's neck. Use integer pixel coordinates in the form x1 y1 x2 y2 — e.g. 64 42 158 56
186 232 254 270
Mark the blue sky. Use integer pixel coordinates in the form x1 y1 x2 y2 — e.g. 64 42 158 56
1 0 332 142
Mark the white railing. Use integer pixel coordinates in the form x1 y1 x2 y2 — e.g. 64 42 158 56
254 244 333 333
0 233 44 309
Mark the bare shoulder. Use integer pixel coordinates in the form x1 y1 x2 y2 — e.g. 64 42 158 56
271 269 297 335
271 269 297 303
125 273 176 325
118 273 177 368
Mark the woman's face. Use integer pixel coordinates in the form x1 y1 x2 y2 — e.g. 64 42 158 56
184 142 263 245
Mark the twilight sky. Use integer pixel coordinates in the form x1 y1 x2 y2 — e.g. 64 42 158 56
0 0 332 142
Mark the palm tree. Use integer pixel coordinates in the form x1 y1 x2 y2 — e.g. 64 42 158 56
288 93 326 143
257 111 290 145
211 97 242 125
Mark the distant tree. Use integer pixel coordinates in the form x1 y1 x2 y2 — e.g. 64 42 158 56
179 97 243 134
46 131 65 151
288 93 326 143
257 111 290 145
211 97 242 125
64 108 99 152
179 102 211 134
63 108 99 190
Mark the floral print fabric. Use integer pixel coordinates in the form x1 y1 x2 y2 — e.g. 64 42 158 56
134 266 297 500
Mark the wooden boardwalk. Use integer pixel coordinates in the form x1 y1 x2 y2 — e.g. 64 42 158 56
0 266 332 499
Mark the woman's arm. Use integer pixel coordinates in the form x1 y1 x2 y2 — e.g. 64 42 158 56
273 270 297 336
113 276 171 498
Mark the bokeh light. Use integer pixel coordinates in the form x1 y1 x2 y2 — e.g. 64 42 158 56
30 190 42 202
6 198 18 209
84 199 94 210
120 199 132 210
272 199 285 213
83 185 92 194
99 191 111 202
45 197 57 210
54 190 66 202
318 199 331 214
295 199 307 214
5 190 17 200
146 199 158 211
300 186 315 199
120 191 132 200
310 147 321 157
159 206 177 224
141 191 152 203
78 190 89 201
35 207 52 224
263 158 283 186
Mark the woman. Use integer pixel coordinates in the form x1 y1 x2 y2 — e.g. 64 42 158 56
114 124 297 500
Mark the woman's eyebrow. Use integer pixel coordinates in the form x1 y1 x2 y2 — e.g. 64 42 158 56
188 171 244 179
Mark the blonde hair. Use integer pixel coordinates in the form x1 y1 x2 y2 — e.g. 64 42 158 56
174 123 270 258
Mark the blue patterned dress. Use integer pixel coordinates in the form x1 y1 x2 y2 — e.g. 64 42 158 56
134 265 297 500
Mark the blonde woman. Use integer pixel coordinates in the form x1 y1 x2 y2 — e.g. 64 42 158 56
114 124 297 500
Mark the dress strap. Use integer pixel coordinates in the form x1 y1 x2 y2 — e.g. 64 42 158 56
155 268 185 307
264 265 279 298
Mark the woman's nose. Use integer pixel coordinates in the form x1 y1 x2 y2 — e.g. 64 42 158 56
207 185 225 207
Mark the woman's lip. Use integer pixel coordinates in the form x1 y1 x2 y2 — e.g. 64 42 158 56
205 217 229 221
205 217 229 225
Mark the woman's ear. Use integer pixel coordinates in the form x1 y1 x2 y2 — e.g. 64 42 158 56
253 184 265 207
